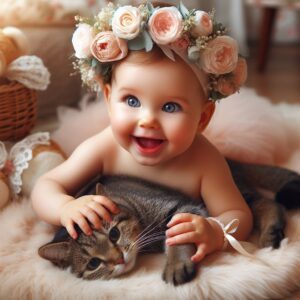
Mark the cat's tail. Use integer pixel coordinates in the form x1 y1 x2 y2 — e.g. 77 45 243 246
228 159 300 210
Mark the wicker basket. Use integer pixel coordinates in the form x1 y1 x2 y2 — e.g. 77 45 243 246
0 81 37 141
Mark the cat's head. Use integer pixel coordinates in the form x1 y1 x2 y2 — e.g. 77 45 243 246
38 183 142 280
39 211 141 279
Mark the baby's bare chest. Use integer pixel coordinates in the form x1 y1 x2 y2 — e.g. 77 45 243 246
104 151 203 198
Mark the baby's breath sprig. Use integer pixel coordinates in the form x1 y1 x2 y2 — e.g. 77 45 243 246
195 35 211 50
94 2 115 32
182 10 196 33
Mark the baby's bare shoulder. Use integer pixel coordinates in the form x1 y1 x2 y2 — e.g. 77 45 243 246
193 135 227 168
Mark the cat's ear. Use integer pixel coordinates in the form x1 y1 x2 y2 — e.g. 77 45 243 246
38 241 71 268
96 183 107 196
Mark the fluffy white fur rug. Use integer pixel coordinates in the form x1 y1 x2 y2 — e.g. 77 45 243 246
1 88 300 299
0 200 300 300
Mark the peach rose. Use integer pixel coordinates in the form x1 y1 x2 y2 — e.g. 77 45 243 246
148 7 183 45
112 6 142 40
72 23 95 59
171 35 190 52
192 10 213 37
201 36 239 75
90 31 128 62
217 57 247 96
233 57 247 86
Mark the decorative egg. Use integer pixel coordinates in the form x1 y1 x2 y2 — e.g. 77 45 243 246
21 140 65 197
0 171 10 210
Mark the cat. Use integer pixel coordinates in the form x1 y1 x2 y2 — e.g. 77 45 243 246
38 159 300 286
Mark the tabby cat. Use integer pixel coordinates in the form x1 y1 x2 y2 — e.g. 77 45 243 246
38 159 300 285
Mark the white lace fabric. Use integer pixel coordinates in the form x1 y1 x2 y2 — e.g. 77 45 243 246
0 132 50 195
6 56 50 90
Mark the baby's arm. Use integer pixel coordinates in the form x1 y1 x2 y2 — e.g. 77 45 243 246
166 143 253 262
31 130 119 238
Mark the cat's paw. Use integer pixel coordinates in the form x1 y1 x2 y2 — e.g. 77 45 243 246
259 222 285 249
162 259 197 286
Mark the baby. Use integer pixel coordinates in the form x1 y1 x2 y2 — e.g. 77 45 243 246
32 2 252 263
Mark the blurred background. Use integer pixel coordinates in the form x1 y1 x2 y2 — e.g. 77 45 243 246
0 0 299 122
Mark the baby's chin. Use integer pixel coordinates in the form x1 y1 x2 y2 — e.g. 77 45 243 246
112 246 138 278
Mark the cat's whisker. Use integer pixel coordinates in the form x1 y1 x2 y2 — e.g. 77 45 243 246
135 214 170 243
136 232 166 246
137 236 166 250
130 231 165 250
132 229 166 248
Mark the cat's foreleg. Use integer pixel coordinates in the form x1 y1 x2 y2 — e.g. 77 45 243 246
249 196 286 249
162 243 197 285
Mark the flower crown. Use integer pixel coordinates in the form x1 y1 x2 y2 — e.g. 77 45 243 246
72 2 247 101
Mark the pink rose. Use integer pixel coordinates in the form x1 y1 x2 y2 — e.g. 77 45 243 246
192 10 213 37
112 6 142 40
232 57 247 86
72 23 95 59
201 36 239 75
171 35 190 52
148 7 183 45
90 31 128 62
217 57 247 96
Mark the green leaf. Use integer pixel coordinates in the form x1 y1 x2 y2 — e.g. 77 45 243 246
179 1 189 18
147 1 155 13
91 58 98 68
128 31 153 52
143 30 153 52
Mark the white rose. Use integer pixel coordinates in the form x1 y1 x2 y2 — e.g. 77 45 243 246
192 10 213 37
112 6 142 40
188 45 200 62
72 23 94 59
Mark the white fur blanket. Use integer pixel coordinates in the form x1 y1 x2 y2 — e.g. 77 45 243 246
1 88 300 299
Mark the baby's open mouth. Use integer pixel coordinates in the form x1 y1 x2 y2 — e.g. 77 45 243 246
133 137 164 154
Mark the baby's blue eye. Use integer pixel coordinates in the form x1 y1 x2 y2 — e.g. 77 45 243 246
162 102 181 113
126 96 140 107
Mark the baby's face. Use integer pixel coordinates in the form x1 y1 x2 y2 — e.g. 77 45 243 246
105 56 210 166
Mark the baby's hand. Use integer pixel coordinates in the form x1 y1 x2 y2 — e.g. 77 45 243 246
166 213 224 263
60 195 120 239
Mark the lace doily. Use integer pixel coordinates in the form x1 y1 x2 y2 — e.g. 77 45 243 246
6 55 50 90
0 132 50 195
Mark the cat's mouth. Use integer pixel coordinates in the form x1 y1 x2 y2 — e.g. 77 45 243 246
113 246 138 277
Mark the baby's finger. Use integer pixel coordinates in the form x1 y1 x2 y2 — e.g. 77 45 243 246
73 212 92 236
166 232 197 246
167 213 194 227
80 206 102 230
191 244 207 263
88 201 112 223
166 222 195 237
65 220 77 239
93 196 120 214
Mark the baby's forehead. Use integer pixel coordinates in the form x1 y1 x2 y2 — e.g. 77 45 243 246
113 54 205 97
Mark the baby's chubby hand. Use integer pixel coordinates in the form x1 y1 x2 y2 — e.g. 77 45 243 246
60 195 120 239
166 213 224 263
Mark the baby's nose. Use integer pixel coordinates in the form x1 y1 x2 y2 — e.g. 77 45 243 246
138 113 160 129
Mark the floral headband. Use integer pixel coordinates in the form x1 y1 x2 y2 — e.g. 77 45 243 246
72 2 247 101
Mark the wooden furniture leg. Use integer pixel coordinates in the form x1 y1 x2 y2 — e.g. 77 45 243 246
257 6 278 73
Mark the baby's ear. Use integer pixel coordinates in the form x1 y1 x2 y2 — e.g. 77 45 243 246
103 83 112 103
198 101 215 132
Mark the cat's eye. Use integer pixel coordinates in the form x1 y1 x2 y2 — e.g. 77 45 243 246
126 95 141 108
109 227 120 243
87 257 102 270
